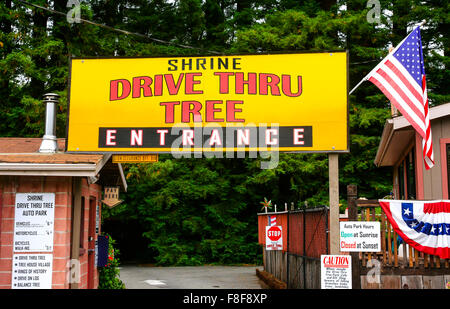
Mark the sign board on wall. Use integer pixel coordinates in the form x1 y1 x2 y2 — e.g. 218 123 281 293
67 53 348 153
13 193 55 252
11 254 53 289
339 221 381 252
265 225 283 250
112 154 158 163
321 255 351 289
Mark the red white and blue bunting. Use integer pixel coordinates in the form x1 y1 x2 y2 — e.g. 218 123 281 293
379 200 450 259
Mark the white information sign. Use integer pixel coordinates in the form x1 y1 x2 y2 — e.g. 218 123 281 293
265 225 283 250
13 193 55 252
339 221 381 252
321 255 352 289
11 254 53 289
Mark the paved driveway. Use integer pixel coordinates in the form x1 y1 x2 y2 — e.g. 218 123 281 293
118 265 267 289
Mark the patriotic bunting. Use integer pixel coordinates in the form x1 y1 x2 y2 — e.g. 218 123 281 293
379 199 450 259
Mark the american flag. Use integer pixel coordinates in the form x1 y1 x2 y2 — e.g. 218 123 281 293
268 215 277 226
365 25 434 169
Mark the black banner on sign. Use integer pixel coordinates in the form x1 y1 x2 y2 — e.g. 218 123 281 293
98 126 312 150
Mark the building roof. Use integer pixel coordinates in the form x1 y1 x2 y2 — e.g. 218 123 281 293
0 138 127 191
0 138 103 164
0 138 66 153
374 102 450 167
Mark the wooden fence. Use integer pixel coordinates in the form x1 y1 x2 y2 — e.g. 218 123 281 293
259 192 450 289
264 250 321 289
258 207 328 289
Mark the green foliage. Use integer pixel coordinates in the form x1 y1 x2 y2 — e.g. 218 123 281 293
98 234 126 289
1 0 448 265
114 157 264 265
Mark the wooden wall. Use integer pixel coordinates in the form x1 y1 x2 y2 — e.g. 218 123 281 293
264 250 321 289
422 117 450 199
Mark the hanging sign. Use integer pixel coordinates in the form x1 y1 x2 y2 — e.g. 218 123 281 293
265 225 283 250
11 254 53 289
13 193 55 252
339 221 381 252
321 255 352 289
101 187 123 208
67 53 348 153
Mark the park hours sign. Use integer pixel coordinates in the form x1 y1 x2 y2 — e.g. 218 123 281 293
339 221 381 252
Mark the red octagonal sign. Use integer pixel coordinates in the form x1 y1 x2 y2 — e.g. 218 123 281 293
267 226 282 241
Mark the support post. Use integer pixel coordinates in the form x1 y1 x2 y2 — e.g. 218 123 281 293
347 184 361 289
70 177 82 289
286 208 289 289
328 154 340 255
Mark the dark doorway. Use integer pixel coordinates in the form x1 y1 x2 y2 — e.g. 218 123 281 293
102 218 156 264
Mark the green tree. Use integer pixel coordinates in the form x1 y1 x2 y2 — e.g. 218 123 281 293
1 0 447 265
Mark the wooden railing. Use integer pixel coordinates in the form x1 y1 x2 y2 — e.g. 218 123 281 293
356 199 450 270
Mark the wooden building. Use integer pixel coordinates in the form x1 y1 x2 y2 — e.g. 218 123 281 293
375 102 450 200
357 102 450 289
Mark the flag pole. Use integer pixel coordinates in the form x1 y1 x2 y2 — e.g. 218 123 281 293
349 20 426 95
348 78 367 95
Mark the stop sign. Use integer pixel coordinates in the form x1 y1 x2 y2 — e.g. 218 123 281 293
267 226 282 241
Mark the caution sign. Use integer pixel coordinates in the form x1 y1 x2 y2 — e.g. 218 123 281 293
67 53 348 153
265 225 283 250
320 255 352 289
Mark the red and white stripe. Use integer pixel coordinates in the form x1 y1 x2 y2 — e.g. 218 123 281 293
379 199 450 259
421 75 434 169
367 57 434 170
270 216 277 226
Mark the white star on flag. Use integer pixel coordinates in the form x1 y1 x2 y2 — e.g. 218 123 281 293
403 208 411 216
349 22 434 170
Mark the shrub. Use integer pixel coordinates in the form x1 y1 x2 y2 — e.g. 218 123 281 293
98 234 126 289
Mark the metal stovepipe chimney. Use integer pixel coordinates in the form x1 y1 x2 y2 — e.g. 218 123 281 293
38 93 60 153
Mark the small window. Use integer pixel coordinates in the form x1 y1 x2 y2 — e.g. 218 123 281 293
398 161 405 199
407 148 416 199
397 148 416 200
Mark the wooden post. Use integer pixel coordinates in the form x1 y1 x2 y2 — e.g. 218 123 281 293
329 154 339 255
70 177 82 289
387 221 392 265
347 184 361 289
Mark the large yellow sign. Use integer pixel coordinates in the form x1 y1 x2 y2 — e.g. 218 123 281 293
66 52 348 153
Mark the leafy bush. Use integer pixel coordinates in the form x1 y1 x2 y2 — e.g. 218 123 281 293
98 234 126 289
